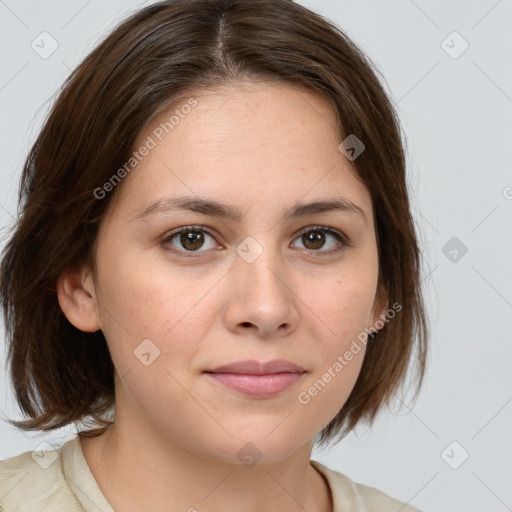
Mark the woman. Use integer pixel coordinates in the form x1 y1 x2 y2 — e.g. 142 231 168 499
0 1 428 510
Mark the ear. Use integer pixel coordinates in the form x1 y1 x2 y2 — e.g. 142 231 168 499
368 284 388 334
56 264 101 332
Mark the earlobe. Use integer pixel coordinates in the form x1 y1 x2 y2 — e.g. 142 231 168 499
56 265 101 333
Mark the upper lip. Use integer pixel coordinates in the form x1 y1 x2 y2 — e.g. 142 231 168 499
205 359 306 375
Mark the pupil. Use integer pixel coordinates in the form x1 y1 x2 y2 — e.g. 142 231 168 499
178 230 326 252
304 231 324 249
181 230 204 250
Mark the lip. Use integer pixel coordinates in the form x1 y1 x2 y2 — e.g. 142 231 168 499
206 359 305 375
204 359 306 398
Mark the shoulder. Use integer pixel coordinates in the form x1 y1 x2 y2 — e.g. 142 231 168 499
0 440 81 511
311 460 423 512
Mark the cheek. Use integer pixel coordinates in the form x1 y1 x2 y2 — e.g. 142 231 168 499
94 249 218 368
295 293 368 425
304 270 378 343
290 269 377 419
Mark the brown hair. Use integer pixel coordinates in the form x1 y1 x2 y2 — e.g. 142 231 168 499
0 0 428 446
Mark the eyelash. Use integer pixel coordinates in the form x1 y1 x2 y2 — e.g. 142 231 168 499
161 225 352 259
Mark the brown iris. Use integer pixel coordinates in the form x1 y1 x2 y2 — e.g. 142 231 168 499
180 230 205 251
302 230 326 250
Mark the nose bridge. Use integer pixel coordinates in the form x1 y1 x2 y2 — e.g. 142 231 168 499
235 238 288 302
224 235 299 336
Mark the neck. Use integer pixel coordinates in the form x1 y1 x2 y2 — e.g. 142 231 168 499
80 421 332 512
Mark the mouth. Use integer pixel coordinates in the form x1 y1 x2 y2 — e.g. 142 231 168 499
203 359 306 398
204 372 305 398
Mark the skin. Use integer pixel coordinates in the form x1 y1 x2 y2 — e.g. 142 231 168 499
57 81 387 512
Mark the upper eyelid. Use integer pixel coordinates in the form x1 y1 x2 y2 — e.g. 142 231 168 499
295 225 346 238
163 225 348 248
163 225 219 242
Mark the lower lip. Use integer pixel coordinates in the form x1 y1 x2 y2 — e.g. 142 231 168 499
205 372 305 397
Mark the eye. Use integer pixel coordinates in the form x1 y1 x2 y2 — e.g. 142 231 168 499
162 226 221 257
162 225 351 258
291 226 350 253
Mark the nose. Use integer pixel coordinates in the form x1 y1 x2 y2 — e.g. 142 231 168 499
223 248 300 339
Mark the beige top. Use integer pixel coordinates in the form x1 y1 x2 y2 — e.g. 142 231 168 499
0 437 421 511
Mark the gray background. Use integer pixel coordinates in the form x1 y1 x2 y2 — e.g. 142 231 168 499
1 1 511 511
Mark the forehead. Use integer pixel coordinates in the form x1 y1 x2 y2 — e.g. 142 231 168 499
109 81 372 220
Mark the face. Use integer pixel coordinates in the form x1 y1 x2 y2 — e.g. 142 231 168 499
79 82 386 464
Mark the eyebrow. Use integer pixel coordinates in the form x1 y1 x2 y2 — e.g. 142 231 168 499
130 194 367 224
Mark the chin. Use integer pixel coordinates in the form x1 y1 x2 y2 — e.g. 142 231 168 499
216 427 310 466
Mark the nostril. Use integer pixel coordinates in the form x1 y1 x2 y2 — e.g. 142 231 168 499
241 322 253 328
